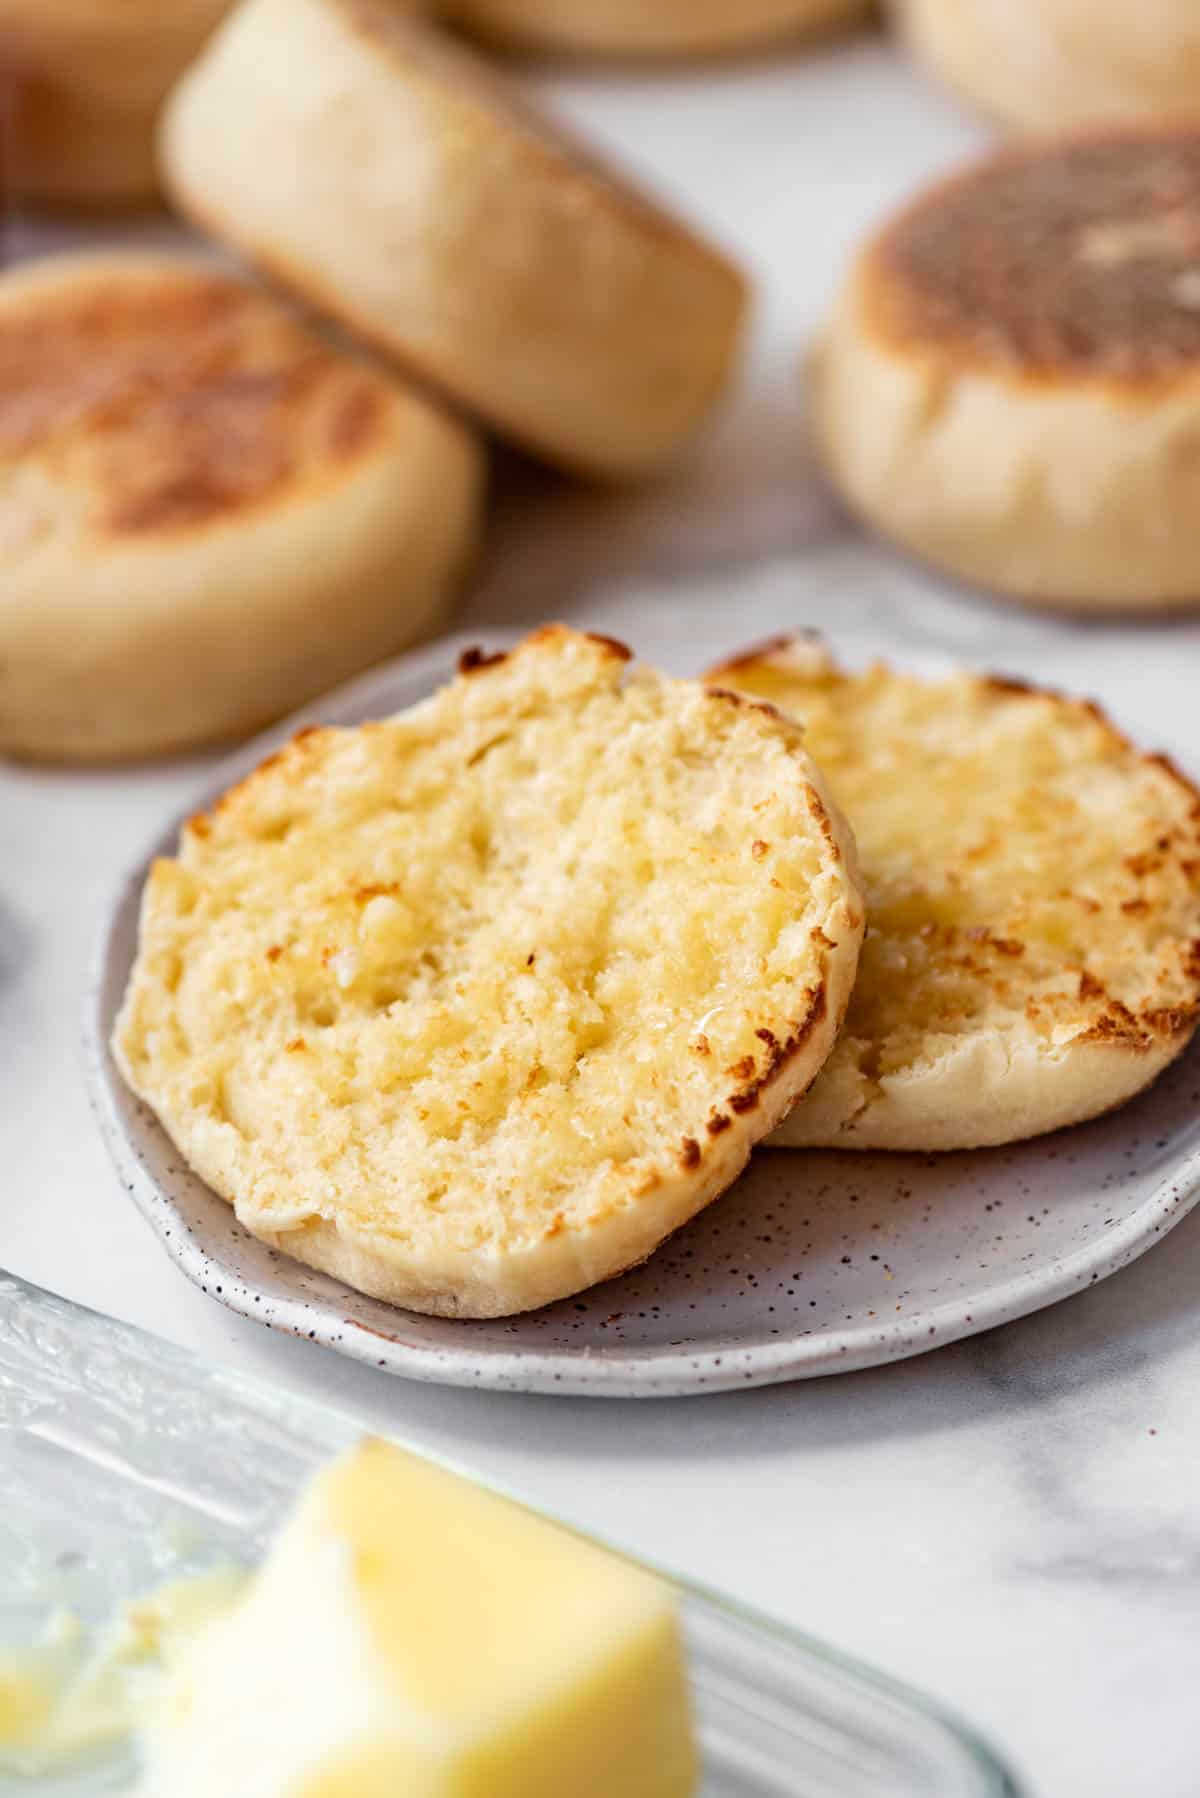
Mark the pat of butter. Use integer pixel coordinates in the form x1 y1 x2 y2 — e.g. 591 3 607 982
141 1438 697 1798
0 1662 55 1748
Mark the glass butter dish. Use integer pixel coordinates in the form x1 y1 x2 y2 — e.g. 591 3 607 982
0 1275 1020 1797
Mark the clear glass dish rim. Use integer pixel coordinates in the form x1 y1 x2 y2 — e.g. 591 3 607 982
4 1271 1022 1795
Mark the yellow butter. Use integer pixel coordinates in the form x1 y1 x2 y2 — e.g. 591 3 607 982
0 1662 55 1748
142 1438 697 1798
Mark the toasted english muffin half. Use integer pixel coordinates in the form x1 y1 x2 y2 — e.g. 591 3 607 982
814 126 1200 612
711 639 1200 1151
113 627 865 1319
444 0 868 60
0 252 483 762
895 0 1200 135
160 0 749 480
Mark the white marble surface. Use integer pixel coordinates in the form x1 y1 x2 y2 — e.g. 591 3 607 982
4 26 1200 1798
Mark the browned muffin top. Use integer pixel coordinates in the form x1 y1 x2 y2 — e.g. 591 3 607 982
0 258 391 544
868 128 1200 382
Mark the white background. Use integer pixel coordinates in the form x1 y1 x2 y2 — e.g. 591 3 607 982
5 25 1200 1797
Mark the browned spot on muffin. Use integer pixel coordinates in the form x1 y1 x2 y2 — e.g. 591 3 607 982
458 646 508 675
328 380 384 458
583 631 633 662
706 1112 733 1136
729 987 830 1117
706 633 821 678
869 126 1200 382
352 882 400 903
0 265 400 543
266 944 283 962
727 1056 756 1081
679 1135 701 1170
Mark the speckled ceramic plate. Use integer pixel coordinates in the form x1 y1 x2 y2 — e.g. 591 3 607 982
86 634 1200 1397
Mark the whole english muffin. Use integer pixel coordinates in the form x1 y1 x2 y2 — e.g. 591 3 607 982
815 126 1200 611
0 252 483 762
113 628 865 1319
445 0 868 59
712 639 1200 1151
896 0 1200 134
160 0 749 480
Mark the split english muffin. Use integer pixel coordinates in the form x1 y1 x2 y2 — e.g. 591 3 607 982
813 125 1200 612
711 639 1200 1152
113 628 865 1319
0 252 483 763
160 0 750 480
444 0 869 60
895 0 1200 134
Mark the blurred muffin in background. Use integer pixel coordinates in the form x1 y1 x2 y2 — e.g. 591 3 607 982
0 0 232 208
811 124 1200 612
0 251 484 761
162 0 750 479
443 0 870 60
895 0 1200 132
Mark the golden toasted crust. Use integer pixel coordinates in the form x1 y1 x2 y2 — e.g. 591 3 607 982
442 0 868 59
161 0 749 480
114 627 865 1317
710 639 1200 1150
0 252 483 762
0 259 391 539
867 125 1200 389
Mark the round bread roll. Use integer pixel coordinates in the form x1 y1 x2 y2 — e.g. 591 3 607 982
0 0 233 208
160 0 750 480
444 0 868 60
0 252 483 763
114 627 866 1319
896 0 1200 134
815 127 1200 612
712 639 1200 1152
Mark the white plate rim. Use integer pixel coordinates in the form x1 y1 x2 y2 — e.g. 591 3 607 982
84 633 1200 1397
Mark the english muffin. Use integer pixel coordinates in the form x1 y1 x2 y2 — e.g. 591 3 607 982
0 0 233 208
114 627 865 1318
444 0 868 60
0 252 483 763
814 126 1200 611
160 0 750 479
896 0 1200 134
712 639 1200 1151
